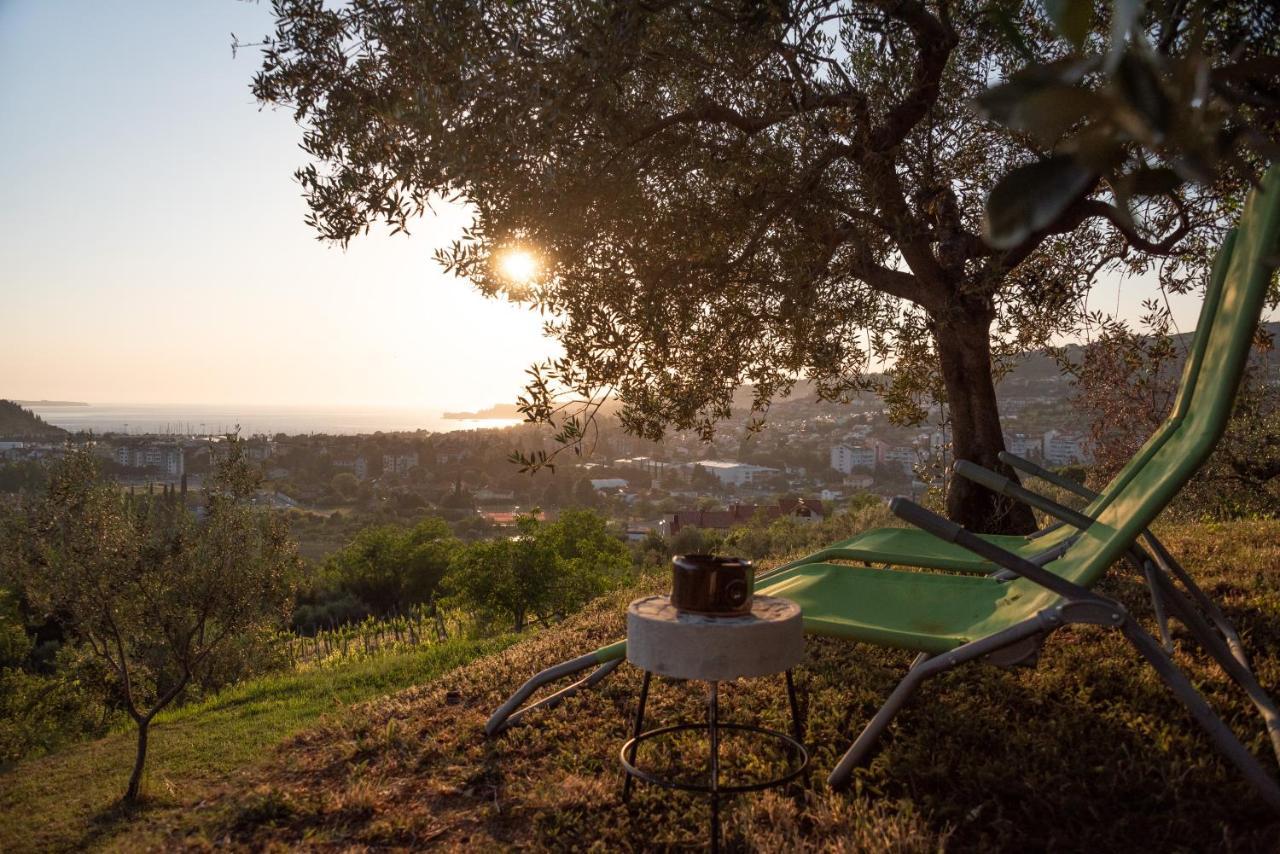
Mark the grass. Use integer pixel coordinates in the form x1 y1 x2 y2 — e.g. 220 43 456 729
5 520 1280 851
0 634 516 853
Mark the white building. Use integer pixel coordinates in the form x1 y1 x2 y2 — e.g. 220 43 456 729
830 444 876 474
333 456 369 480
590 478 629 491
882 446 918 475
382 452 419 476
1004 433 1041 459
691 460 779 486
1042 430 1092 466
114 444 184 476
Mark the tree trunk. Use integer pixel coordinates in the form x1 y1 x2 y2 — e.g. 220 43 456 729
932 308 1037 535
125 718 149 802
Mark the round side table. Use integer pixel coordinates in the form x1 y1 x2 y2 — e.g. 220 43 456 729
621 594 807 852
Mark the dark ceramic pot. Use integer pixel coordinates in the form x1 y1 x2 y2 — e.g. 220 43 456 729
670 554 754 616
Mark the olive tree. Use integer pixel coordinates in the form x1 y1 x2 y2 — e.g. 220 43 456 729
3 443 299 802
246 0 1271 532
444 511 629 632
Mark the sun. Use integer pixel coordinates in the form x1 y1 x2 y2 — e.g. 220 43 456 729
497 248 539 284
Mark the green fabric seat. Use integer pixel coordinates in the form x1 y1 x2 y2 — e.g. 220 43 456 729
757 561 1044 653
780 226 1239 576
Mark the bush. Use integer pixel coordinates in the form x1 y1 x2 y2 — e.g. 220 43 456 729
322 517 459 617
444 510 631 633
0 646 110 764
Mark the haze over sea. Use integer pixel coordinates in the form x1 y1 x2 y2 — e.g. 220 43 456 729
25 403 522 437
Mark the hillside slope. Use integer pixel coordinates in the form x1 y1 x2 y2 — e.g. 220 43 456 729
0 636 516 853
0 400 67 439
88 520 1280 852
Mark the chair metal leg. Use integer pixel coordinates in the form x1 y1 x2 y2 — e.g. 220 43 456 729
708 680 721 854
487 651 623 735
1144 533 1254 671
622 670 651 803
1141 557 1175 652
828 619 1049 790
1120 617 1280 812
1146 570 1280 766
785 669 804 743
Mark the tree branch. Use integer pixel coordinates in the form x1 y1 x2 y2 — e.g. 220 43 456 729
868 0 958 151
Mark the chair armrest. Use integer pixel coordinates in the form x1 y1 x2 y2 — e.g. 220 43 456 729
998 452 1098 501
889 498 1099 602
954 461 1095 531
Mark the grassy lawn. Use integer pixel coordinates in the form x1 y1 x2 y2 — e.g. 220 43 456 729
4 520 1279 851
107 519 1280 852
0 635 516 853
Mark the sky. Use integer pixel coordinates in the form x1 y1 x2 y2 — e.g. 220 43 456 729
0 1 1215 410
0 0 553 409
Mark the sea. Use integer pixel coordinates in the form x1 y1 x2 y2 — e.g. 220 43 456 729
25 403 523 437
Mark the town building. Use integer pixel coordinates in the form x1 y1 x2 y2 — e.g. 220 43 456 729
666 498 827 535
113 443 184 476
1042 430 1093 466
689 459 779 486
830 444 877 474
1004 433 1041 460
382 452 420 476
882 446 918 475
333 456 368 480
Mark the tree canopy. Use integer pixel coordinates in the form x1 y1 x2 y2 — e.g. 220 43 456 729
249 0 1276 531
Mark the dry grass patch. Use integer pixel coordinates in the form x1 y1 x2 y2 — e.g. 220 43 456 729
86 522 1280 850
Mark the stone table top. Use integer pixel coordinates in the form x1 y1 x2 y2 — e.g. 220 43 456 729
626 594 804 681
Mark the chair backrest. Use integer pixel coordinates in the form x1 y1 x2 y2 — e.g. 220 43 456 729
1029 164 1280 593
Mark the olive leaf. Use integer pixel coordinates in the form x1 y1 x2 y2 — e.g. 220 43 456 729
1043 0 1092 48
1115 53 1172 140
984 155 1094 249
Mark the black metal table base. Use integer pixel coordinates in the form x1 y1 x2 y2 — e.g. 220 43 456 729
620 670 808 853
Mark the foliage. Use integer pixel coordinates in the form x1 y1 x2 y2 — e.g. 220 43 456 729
720 494 897 560
1067 298 1182 478
1069 310 1280 519
0 460 48 495
1 440 300 801
977 0 1280 255
0 587 29 669
1181 367 1280 518
444 510 631 632
0 400 67 439
329 471 359 501
321 517 459 618
244 0 1268 533
0 647 109 765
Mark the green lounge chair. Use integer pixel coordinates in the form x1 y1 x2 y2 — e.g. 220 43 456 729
486 166 1280 810
775 226 1239 579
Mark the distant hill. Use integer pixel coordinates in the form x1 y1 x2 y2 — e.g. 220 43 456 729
443 402 523 420
1000 320 1280 387
0 400 68 439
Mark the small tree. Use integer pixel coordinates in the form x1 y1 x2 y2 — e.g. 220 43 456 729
325 517 459 616
444 511 629 632
331 471 360 501
1072 314 1280 518
3 442 299 802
